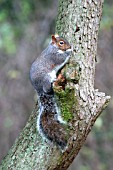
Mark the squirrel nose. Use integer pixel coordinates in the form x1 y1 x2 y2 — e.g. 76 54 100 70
66 48 72 53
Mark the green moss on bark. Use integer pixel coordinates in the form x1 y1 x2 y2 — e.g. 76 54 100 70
55 87 77 122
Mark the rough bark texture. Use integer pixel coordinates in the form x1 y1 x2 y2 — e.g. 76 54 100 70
0 0 110 170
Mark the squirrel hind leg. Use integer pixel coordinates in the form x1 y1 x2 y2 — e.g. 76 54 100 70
43 78 54 94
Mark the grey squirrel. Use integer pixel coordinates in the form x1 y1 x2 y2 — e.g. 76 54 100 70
30 34 72 150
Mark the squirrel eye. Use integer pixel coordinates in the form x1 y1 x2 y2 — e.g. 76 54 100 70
59 41 64 45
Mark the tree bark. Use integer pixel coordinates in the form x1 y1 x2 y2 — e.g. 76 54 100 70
0 0 110 170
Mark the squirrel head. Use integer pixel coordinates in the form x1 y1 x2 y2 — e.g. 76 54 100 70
51 34 71 52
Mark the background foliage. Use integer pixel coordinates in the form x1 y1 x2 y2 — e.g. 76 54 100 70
0 0 113 170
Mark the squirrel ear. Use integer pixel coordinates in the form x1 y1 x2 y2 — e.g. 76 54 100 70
51 35 57 44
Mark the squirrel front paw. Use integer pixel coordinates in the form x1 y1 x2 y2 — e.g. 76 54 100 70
54 73 67 90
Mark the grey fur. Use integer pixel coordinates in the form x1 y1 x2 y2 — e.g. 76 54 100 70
30 37 71 150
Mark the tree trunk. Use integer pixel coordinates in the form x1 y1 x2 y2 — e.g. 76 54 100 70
0 0 110 170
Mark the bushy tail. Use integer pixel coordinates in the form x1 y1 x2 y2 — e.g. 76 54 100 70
37 93 69 150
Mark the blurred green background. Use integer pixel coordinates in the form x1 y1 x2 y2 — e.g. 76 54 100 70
0 0 113 170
